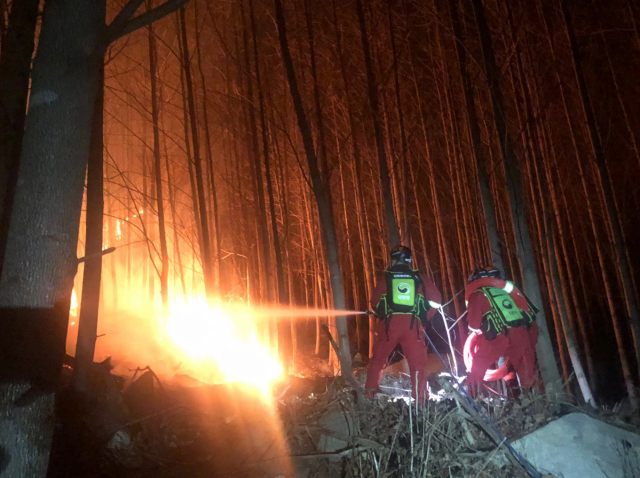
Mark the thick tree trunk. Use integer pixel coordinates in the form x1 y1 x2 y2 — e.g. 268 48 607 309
471 0 562 394
274 0 353 378
73 66 105 393
354 0 400 247
0 0 40 274
0 1 104 476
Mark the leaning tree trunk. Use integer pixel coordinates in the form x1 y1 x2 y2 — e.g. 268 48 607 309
354 0 400 247
0 2 104 476
72 66 105 394
274 0 353 379
471 0 562 394
0 0 40 274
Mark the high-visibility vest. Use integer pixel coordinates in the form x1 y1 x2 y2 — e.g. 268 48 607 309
478 286 529 340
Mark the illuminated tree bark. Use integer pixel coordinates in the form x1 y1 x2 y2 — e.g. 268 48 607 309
274 0 353 378
355 0 400 248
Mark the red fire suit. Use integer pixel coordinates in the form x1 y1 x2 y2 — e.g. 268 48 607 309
365 273 442 401
465 277 539 391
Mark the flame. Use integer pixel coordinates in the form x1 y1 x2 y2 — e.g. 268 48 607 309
165 298 282 394
116 219 122 240
70 288 78 317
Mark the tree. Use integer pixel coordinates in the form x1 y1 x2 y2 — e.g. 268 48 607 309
470 0 562 394
0 1 190 475
273 0 355 382
0 0 40 274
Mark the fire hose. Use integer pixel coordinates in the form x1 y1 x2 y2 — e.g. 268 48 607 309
463 331 511 382
423 329 542 478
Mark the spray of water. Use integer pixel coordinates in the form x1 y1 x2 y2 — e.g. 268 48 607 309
249 307 370 321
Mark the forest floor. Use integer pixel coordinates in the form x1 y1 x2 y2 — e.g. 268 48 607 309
46 351 640 478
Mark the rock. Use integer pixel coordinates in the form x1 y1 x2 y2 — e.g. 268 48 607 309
506 413 640 478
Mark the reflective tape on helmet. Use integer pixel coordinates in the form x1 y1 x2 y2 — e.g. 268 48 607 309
468 325 482 334
428 300 441 309
503 281 514 293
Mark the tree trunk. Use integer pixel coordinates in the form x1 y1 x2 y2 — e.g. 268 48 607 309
354 0 400 247
448 0 503 272
274 0 353 378
471 0 562 394
0 1 104 475
195 0 222 294
148 8 169 317
179 6 215 299
0 0 40 274
249 0 290 367
73 66 105 393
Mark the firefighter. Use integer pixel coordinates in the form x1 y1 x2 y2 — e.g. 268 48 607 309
465 266 539 396
365 246 442 402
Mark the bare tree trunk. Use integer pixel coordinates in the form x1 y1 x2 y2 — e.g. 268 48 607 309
471 0 562 394
148 7 169 316
241 0 272 305
0 0 40 274
274 0 353 377
179 6 214 299
249 0 290 367
0 1 105 475
448 0 503 272
195 1 222 294
355 0 400 247
73 66 105 393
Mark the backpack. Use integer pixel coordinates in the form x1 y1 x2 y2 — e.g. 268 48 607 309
478 286 529 340
374 265 430 333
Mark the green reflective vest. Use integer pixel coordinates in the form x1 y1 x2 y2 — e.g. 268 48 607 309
479 286 529 340
374 267 430 330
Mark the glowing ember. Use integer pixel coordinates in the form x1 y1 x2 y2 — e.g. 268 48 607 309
166 298 283 393
70 288 78 317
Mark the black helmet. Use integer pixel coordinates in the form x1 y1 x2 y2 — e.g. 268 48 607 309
468 266 500 284
390 245 412 264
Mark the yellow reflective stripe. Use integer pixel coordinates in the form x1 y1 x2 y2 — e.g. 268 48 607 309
428 300 441 309
503 281 514 293
465 300 469 306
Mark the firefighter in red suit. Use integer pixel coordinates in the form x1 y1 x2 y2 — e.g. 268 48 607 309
465 266 539 395
365 246 442 402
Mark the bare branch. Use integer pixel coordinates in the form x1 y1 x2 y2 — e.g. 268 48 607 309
109 0 191 44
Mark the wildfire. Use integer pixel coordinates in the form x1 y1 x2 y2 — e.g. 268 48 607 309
70 288 78 318
165 298 283 394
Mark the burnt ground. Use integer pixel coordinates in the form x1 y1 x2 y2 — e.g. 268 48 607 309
46 353 640 478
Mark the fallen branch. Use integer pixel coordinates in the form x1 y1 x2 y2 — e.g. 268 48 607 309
440 377 521 468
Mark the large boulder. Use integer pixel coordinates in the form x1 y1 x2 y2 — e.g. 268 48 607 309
508 413 640 478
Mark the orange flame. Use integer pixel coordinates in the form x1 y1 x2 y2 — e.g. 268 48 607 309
70 288 78 318
165 298 282 394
